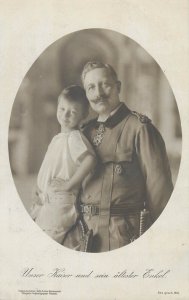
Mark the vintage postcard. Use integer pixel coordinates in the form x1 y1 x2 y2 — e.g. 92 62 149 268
0 1 188 299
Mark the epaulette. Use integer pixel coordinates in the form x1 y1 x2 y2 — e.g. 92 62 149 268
80 118 97 130
131 111 151 124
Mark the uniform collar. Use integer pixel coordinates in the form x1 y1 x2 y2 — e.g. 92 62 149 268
96 102 131 128
97 103 122 122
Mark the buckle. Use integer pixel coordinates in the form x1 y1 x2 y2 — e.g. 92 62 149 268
80 204 99 216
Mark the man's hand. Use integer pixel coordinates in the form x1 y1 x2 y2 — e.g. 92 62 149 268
47 178 71 194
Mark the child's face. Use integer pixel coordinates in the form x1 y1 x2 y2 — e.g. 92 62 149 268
57 96 86 131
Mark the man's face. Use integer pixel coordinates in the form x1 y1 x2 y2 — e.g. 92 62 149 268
83 68 121 116
57 96 85 132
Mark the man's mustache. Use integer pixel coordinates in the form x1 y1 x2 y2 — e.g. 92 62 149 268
92 96 108 104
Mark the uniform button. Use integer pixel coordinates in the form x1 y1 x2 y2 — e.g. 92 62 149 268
115 164 123 175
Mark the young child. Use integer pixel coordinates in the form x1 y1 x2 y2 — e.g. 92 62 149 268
30 85 96 247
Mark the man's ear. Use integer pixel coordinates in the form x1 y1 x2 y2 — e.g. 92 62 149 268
116 81 121 93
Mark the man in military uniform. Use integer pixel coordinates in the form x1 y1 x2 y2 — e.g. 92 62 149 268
75 61 173 252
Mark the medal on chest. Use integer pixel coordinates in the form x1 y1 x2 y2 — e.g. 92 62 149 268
92 123 106 147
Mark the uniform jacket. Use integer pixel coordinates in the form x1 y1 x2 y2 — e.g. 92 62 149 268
79 102 173 252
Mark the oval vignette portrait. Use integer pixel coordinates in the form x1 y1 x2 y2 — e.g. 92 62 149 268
8 28 182 253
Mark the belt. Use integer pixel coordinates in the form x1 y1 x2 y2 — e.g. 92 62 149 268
80 204 99 216
80 203 142 217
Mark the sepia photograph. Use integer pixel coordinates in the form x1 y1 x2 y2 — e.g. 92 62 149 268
8 28 182 252
1 1 189 299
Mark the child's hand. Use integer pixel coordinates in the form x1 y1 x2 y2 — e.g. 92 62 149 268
30 186 44 220
31 186 43 205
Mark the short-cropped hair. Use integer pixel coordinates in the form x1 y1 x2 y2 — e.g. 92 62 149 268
58 85 89 112
81 61 118 85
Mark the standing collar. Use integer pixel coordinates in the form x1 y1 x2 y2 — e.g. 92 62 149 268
97 103 122 122
96 102 131 128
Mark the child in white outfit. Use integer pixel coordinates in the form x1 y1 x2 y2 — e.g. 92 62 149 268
30 85 96 245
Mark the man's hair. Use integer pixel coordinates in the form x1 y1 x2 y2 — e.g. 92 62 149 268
81 61 118 85
58 85 89 113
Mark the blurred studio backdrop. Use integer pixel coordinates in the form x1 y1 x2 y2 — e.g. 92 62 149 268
8 28 182 213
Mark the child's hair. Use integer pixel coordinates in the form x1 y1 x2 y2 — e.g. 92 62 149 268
58 85 89 115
